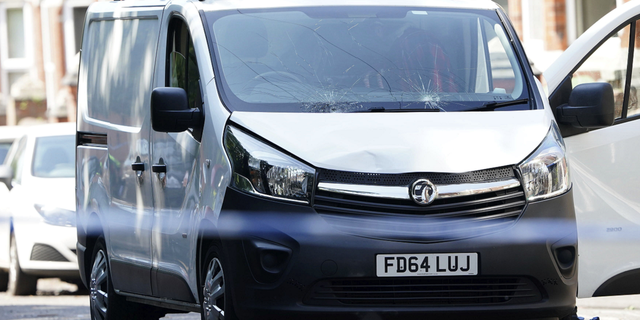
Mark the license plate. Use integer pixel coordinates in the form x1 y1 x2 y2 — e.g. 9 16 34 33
376 253 478 277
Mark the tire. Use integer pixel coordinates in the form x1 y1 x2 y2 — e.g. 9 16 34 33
89 238 161 320
201 245 237 320
559 308 580 320
0 270 8 291
69 278 89 295
7 235 37 296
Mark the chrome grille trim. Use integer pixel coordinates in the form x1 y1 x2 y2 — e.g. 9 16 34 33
317 179 521 201
313 168 526 242
317 182 409 200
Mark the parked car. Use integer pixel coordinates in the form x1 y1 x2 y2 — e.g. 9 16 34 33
0 122 78 295
544 0 640 299
76 0 598 319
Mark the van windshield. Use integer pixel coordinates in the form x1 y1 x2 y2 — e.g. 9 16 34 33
206 7 530 113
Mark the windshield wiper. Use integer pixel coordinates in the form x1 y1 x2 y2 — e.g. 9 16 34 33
359 107 441 113
466 99 529 112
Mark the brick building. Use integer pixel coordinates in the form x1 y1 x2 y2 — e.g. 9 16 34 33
0 0 94 125
495 0 631 72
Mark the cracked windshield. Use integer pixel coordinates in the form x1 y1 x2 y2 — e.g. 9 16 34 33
209 7 528 113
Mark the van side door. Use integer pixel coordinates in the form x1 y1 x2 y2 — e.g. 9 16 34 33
547 18 640 298
149 9 205 303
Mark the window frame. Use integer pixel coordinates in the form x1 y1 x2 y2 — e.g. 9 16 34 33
550 16 640 138
0 2 35 111
165 16 203 111
164 15 204 141
8 135 27 186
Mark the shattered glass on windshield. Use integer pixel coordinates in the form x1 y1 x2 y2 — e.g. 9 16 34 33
208 7 528 113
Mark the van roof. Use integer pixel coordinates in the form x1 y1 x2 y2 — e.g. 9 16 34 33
198 0 500 12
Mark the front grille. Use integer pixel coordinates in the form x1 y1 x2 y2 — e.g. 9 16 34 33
30 244 69 262
305 277 543 306
313 167 526 242
318 166 515 186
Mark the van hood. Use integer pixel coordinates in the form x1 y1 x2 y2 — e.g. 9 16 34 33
230 110 553 173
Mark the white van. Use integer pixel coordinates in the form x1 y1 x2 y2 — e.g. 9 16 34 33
75 0 612 319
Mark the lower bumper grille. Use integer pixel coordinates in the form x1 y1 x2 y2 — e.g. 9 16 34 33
305 277 543 306
30 244 69 262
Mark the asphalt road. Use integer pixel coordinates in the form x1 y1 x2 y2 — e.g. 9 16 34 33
0 279 638 320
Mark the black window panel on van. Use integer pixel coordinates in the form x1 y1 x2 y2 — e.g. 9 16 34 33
84 18 160 128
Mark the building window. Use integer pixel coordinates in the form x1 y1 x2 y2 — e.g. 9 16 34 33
1 3 34 115
73 7 87 53
0 3 33 69
63 1 92 74
7 8 25 59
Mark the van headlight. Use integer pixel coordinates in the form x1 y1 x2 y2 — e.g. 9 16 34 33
518 124 571 202
34 204 76 227
224 126 315 204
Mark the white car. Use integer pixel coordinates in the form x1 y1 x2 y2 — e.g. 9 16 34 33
545 0 640 299
0 122 78 295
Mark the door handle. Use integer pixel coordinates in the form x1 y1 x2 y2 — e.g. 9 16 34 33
152 158 167 173
153 158 167 188
131 156 144 184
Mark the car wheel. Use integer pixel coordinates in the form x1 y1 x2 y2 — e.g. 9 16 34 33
0 270 8 291
7 235 37 296
90 238 161 320
201 245 236 320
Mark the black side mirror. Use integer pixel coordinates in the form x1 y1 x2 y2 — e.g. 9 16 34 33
556 82 615 128
151 87 203 132
0 165 13 190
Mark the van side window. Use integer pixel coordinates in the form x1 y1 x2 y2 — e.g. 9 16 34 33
626 20 640 118
166 19 202 111
83 18 160 128
572 23 631 120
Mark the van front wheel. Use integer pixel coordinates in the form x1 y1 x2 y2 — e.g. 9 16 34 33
201 245 236 320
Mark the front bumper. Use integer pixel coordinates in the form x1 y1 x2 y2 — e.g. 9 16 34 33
218 187 577 320
14 219 79 277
